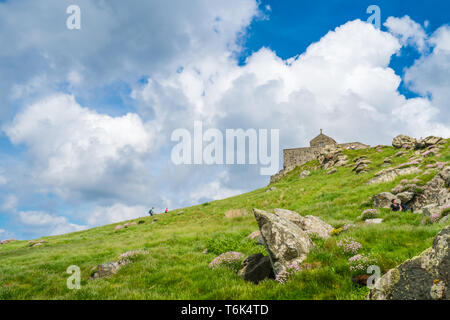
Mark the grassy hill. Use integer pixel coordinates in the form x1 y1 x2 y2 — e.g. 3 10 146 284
1 140 449 300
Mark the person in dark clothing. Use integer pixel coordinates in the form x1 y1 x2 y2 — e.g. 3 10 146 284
149 207 154 216
390 199 412 212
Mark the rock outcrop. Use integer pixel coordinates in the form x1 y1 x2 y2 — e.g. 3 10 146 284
298 170 311 179
91 250 147 279
273 208 333 239
410 167 449 210
372 192 398 209
28 239 46 247
392 135 417 149
91 262 121 279
0 239 14 245
393 134 444 150
367 166 421 185
253 208 313 276
317 145 348 169
367 226 449 300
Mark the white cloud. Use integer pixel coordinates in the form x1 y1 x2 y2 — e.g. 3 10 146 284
87 203 147 226
5 94 154 202
18 211 87 236
0 0 260 121
189 171 243 204
0 175 6 185
384 15 428 52
404 25 450 128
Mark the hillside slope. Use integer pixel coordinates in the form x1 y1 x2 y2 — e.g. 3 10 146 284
1 139 449 300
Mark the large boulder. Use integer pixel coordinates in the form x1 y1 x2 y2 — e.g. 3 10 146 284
0 239 14 245
367 226 450 300
238 253 275 284
415 136 443 149
91 250 147 279
298 170 311 179
274 208 333 239
441 167 450 188
317 145 347 169
421 204 442 224
253 208 313 276
392 135 416 149
91 262 120 279
373 192 398 209
367 167 421 185
411 167 450 210
396 191 415 204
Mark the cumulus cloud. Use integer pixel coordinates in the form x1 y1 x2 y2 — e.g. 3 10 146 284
86 203 147 226
18 211 87 236
5 94 154 202
188 171 243 204
384 15 428 52
404 26 450 124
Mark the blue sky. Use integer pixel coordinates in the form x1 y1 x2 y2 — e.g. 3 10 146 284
0 0 449 240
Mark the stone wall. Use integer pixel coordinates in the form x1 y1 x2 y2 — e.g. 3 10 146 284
283 147 321 169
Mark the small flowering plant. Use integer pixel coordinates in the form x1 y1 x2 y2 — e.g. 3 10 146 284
337 237 363 255
348 253 376 276
430 212 442 223
360 209 378 221
209 251 245 271
275 262 301 284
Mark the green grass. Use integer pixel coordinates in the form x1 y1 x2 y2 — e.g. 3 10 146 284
0 141 449 300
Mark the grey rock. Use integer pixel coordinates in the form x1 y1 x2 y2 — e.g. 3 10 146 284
397 192 415 204
91 262 120 279
392 135 416 149
365 218 383 224
368 167 421 185
373 192 398 209
415 136 443 149
411 167 450 210
367 226 450 300
274 208 333 239
298 170 311 179
253 208 313 276
0 239 14 245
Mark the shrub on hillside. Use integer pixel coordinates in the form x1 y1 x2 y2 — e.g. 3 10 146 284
348 253 376 276
331 227 343 236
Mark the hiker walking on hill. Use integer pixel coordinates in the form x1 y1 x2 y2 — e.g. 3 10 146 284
149 207 154 216
165 208 168 214
390 199 412 212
